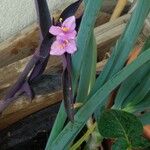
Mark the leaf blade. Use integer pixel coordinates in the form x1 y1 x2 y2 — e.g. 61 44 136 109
50 48 150 150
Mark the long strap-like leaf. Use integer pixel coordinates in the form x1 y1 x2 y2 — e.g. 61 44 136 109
71 0 103 94
113 37 150 109
50 49 150 149
35 0 51 39
76 33 97 103
91 0 150 96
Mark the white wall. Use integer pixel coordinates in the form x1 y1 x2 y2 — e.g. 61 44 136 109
0 0 75 42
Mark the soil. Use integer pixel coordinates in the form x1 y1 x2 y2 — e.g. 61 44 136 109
0 102 60 150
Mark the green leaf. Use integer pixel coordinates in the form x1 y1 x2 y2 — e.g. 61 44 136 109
46 1 150 148
71 0 103 93
113 62 150 109
98 109 142 138
76 33 97 103
46 1 103 147
139 112 150 125
122 72 150 108
90 0 150 96
49 48 150 150
84 0 89 6
88 1 150 120
128 92 150 113
45 103 67 149
132 136 150 149
113 37 150 109
109 0 150 77
112 138 128 150
98 109 144 149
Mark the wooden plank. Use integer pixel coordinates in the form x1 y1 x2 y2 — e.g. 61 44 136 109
0 90 63 130
0 59 107 130
0 23 39 68
94 14 129 45
0 56 62 92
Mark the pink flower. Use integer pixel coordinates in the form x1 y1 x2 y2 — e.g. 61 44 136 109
50 38 77 55
49 16 77 56
49 16 76 40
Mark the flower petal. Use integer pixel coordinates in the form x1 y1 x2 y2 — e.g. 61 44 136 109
50 40 65 56
49 25 62 36
62 16 76 31
66 30 77 39
65 40 77 54
56 30 77 40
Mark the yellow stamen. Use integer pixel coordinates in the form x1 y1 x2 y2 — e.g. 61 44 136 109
58 45 64 49
62 27 69 32
58 40 69 49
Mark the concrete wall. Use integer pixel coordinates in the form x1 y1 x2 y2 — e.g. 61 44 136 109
0 0 75 42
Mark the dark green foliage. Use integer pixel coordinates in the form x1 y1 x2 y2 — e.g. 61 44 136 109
98 109 150 149
45 0 150 149
49 49 150 149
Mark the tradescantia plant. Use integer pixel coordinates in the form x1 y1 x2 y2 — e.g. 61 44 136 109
46 0 150 149
0 0 82 114
0 0 150 149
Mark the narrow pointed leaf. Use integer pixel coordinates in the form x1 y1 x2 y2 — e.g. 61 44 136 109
76 33 97 102
113 62 150 109
49 48 150 149
122 72 150 108
113 37 150 109
35 0 51 38
125 92 150 113
91 0 150 96
29 34 53 80
59 0 83 20
71 0 103 93
45 103 67 150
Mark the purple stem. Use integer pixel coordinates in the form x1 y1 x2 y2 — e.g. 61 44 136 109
62 53 74 121
0 91 22 112
5 55 38 100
